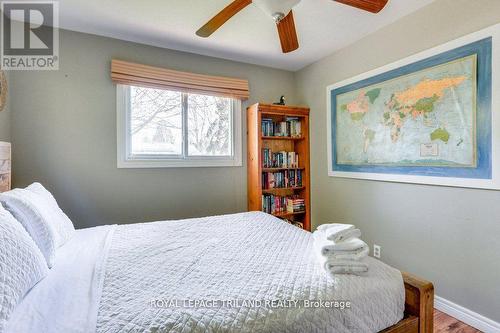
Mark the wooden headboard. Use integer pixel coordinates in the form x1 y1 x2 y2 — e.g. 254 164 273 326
0 141 11 192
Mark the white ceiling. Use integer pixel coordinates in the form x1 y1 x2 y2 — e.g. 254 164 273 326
58 0 436 71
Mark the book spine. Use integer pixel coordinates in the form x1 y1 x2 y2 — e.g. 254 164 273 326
260 118 302 137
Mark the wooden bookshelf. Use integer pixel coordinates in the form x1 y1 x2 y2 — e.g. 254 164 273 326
247 103 310 231
261 136 305 141
262 167 305 171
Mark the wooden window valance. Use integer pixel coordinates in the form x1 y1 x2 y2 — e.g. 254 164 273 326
111 59 249 100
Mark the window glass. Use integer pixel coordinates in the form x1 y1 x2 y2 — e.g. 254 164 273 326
187 94 232 156
130 86 182 155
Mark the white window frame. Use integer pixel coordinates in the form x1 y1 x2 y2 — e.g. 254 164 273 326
117 85 242 168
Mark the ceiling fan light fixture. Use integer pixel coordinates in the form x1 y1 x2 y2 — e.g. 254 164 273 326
253 0 301 19
195 0 389 54
272 12 285 23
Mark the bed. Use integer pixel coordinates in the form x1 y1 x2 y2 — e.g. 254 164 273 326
5 211 433 333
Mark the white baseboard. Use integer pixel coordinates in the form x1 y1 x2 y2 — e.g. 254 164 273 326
435 295 500 333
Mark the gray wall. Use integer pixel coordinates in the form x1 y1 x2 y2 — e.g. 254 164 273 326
0 70 10 141
9 29 296 228
295 0 500 322
8 0 500 322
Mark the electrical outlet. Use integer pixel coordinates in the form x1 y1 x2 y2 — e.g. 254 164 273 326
373 244 381 259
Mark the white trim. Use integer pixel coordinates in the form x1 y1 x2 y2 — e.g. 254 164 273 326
435 295 500 333
116 85 242 168
326 23 500 190
117 84 128 167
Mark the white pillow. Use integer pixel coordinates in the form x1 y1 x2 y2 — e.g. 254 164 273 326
0 183 75 267
26 183 75 246
0 205 48 331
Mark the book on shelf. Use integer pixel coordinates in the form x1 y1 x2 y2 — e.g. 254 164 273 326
261 194 305 215
286 197 305 213
283 219 304 229
261 117 301 137
262 169 302 189
261 194 287 215
262 149 299 168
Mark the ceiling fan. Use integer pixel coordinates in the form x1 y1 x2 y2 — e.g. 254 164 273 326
196 0 389 53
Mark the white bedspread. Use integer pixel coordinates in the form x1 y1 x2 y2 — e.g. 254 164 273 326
5 212 404 333
5 225 116 333
96 212 404 333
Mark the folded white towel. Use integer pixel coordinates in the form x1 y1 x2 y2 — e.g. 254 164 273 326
315 251 369 275
325 228 361 243
313 225 369 276
326 260 369 275
317 223 354 232
316 223 362 243
313 231 369 259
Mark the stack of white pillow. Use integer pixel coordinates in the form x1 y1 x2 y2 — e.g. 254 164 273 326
0 183 75 331
313 223 369 276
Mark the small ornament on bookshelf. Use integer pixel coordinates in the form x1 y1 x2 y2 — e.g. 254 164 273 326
273 95 286 105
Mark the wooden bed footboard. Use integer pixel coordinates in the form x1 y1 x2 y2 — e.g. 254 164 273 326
380 272 434 333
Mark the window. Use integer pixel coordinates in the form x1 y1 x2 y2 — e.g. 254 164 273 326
117 85 242 168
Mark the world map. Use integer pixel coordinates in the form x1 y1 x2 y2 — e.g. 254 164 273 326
335 54 477 168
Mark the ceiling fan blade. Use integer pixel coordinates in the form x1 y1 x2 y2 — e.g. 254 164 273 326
277 11 299 53
196 0 252 37
334 0 388 13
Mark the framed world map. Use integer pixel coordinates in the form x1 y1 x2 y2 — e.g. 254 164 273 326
327 25 500 189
